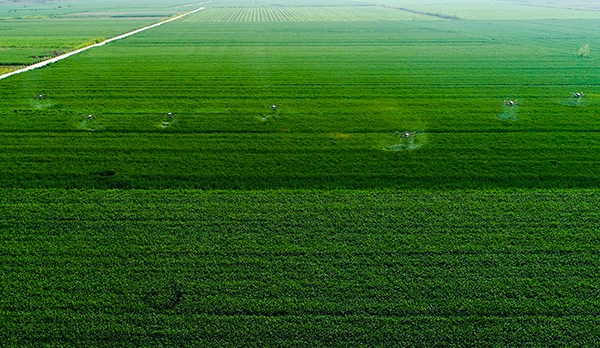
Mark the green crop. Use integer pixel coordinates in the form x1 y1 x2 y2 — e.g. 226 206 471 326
2 1 600 346
186 6 433 22
0 0 203 66
1 18 599 189
1 189 600 346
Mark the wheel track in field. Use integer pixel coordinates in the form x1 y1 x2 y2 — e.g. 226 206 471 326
0 4 208 81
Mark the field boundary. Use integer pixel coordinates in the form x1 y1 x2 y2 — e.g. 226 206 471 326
0 5 207 81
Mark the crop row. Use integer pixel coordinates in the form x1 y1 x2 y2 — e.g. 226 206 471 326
186 6 426 22
187 7 344 22
378 1 600 20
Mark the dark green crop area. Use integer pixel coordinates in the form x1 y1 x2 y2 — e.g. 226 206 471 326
2 189 600 346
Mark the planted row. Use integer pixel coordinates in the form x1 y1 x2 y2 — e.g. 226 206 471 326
186 6 423 22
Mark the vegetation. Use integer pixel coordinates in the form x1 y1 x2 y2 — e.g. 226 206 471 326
2 189 600 346
0 17 599 189
0 0 193 68
187 5 433 22
360 0 600 20
2 0 600 345
0 20 152 66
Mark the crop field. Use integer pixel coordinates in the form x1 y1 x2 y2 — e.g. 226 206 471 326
0 0 194 68
0 20 156 66
2 0 600 345
1 16 600 189
367 0 600 20
0 0 195 19
2 189 600 346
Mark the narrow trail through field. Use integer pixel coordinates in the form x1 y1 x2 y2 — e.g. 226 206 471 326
0 5 207 81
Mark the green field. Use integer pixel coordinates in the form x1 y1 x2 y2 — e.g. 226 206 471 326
2 0 600 345
371 0 600 20
2 189 600 346
0 0 194 67
1 16 599 189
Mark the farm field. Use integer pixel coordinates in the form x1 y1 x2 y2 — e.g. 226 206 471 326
2 189 600 346
0 0 196 19
0 20 155 68
0 15 600 189
365 0 600 20
2 0 600 345
0 0 199 69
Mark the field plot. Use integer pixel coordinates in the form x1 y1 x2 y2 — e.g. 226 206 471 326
492 0 600 12
362 0 600 20
1 189 600 346
0 0 198 69
0 16 599 189
0 0 197 19
0 20 156 67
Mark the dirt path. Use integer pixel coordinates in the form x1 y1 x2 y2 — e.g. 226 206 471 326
0 5 206 81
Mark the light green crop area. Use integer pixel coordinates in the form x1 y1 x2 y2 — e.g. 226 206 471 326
184 6 434 22
361 0 600 20
0 0 194 66
1 17 599 189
